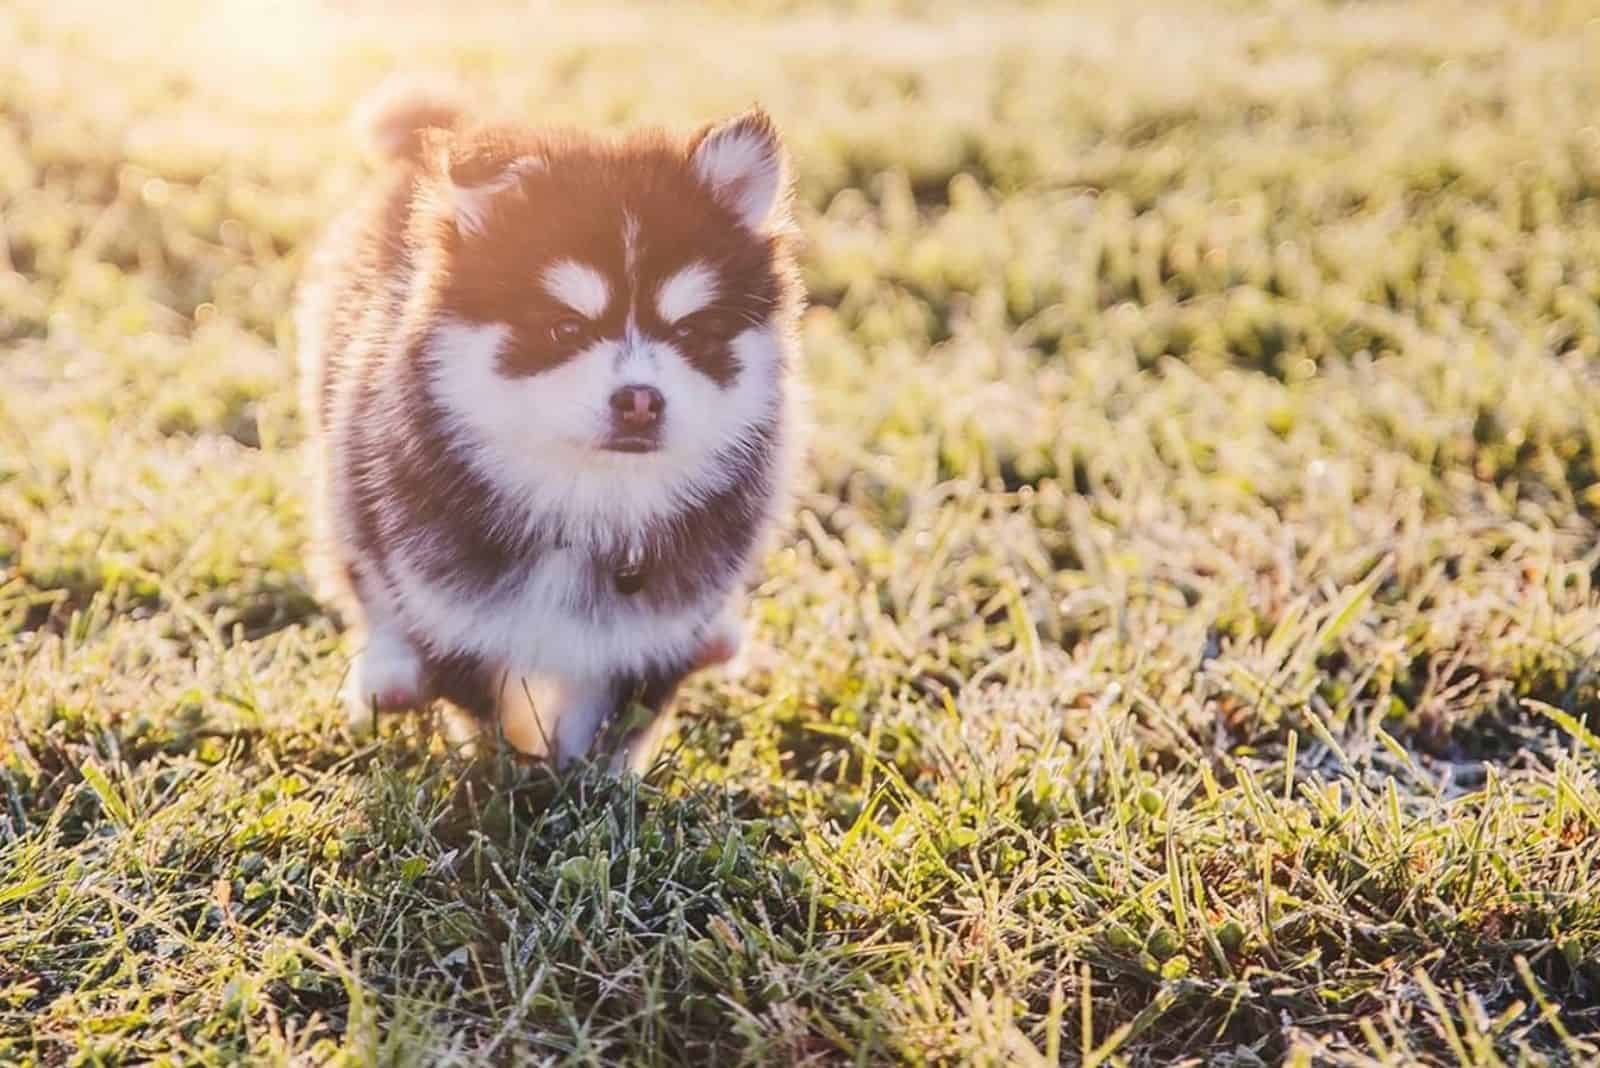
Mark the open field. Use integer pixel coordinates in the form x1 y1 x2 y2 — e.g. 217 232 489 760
4 0 1600 1063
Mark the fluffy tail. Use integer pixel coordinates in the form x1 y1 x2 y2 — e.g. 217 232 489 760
352 76 467 166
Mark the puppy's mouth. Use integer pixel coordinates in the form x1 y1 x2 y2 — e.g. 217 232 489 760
600 434 662 454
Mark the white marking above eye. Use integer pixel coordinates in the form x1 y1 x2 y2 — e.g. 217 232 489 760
542 259 610 319
655 262 719 324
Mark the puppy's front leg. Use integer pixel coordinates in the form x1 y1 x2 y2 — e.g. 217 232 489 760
611 618 746 774
344 618 426 734
494 670 616 766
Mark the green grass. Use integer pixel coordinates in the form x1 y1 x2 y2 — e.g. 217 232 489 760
4 0 1600 1063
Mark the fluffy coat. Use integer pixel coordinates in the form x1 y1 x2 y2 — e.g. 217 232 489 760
296 83 803 767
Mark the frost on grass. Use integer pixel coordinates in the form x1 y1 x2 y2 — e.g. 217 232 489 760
3 0 1600 1064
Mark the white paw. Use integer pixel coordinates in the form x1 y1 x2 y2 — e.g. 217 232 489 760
344 629 425 731
494 671 614 767
611 708 677 777
693 613 745 672
437 704 484 754
495 672 559 759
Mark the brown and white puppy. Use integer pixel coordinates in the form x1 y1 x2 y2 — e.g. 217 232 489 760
296 82 803 768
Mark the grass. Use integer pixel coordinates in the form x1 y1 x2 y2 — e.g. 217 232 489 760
4 0 1600 1062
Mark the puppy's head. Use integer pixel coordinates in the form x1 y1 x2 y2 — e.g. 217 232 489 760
411 110 798 527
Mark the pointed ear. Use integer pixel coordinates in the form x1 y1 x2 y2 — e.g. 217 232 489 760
425 132 543 237
447 165 532 237
690 109 788 231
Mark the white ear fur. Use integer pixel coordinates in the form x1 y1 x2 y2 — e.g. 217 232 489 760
691 110 787 231
448 156 542 237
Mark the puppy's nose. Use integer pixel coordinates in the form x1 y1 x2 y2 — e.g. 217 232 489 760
609 385 665 427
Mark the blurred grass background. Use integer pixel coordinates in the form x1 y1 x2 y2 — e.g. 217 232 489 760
4 0 1600 1063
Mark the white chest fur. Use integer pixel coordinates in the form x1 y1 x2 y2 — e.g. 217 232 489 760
385 540 717 680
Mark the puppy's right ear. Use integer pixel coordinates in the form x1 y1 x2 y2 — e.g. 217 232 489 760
424 134 544 238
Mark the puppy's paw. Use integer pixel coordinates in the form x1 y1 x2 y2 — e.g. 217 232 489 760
691 614 744 672
345 629 425 732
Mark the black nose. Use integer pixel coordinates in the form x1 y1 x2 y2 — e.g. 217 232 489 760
609 385 665 427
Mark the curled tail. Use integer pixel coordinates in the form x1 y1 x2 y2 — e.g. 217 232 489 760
352 77 467 166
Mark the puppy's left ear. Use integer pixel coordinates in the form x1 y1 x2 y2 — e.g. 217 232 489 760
690 108 789 231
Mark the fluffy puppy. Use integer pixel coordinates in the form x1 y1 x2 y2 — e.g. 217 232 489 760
296 82 803 768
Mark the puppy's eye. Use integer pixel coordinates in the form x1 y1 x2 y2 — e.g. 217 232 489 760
671 313 729 344
550 318 587 345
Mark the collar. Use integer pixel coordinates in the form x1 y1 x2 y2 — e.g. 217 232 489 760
547 533 649 595
613 544 647 595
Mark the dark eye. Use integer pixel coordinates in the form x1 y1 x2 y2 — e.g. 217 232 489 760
550 317 587 345
672 313 728 344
